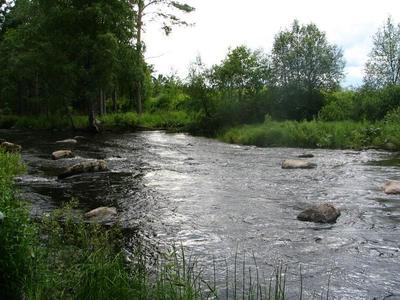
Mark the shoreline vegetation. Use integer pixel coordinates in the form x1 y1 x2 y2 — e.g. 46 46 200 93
2 112 400 151
1 150 298 299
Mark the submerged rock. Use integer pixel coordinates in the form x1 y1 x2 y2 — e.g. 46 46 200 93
55 139 77 145
73 136 86 140
84 207 117 224
0 141 22 153
282 159 316 169
297 203 340 223
297 153 314 158
52 150 74 160
58 160 108 179
383 180 400 194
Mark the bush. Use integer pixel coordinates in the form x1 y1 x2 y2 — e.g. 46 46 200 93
218 120 400 150
318 90 356 121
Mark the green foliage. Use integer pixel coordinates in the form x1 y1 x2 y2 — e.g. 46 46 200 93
354 85 400 120
364 17 400 88
318 90 357 121
384 106 400 123
271 20 344 91
269 20 344 120
139 111 191 130
0 151 32 300
219 120 400 150
99 113 139 130
146 75 189 112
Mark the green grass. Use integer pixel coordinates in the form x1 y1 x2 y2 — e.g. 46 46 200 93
0 111 192 132
138 111 192 131
0 151 205 299
218 120 400 150
0 151 33 300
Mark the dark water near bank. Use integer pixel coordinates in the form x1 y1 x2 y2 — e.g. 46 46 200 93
1 129 400 299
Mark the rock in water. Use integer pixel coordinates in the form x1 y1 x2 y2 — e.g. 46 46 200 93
297 203 340 223
0 142 22 153
0 211 4 222
58 160 108 179
282 159 316 169
52 150 74 160
84 207 117 224
73 136 86 140
55 139 77 145
383 180 400 194
298 153 314 158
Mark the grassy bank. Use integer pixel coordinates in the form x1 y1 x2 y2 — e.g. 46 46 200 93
0 111 191 132
218 120 400 150
0 151 205 299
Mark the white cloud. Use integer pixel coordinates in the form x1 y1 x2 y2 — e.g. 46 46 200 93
144 0 400 86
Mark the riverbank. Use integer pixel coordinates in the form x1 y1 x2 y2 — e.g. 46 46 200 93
2 113 400 151
0 151 205 299
0 150 291 299
218 120 400 151
0 111 191 132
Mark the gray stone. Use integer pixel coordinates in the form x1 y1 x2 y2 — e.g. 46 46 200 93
73 136 86 140
383 180 400 194
55 139 77 145
84 207 117 224
297 203 340 223
282 159 316 169
0 141 22 153
51 150 74 160
58 160 108 179
298 153 314 158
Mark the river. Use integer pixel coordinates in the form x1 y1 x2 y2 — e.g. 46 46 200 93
2 129 400 299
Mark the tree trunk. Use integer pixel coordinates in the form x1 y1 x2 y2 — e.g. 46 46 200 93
112 88 117 112
88 99 100 133
135 1 144 114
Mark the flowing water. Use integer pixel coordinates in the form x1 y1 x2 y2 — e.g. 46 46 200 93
1 129 400 299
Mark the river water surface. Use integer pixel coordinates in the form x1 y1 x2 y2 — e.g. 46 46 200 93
2 130 400 299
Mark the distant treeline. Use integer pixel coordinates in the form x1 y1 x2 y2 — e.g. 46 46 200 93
1 1 400 133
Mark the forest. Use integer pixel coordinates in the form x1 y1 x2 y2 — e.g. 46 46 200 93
1 1 400 299
1 0 400 150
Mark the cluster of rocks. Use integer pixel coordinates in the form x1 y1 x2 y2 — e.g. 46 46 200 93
51 137 117 225
280 152 341 223
281 151 400 224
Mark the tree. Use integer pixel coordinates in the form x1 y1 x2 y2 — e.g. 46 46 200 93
0 0 14 31
364 17 400 88
211 46 270 101
0 0 136 130
129 0 194 114
270 20 344 119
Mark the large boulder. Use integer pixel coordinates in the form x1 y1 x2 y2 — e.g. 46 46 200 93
282 159 316 169
0 141 22 153
52 150 74 160
55 139 77 145
84 207 117 224
297 203 341 223
58 160 108 179
383 180 400 194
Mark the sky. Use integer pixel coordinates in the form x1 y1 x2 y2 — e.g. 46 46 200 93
144 0 400 87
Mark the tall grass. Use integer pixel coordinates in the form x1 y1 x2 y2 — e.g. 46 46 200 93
0 151 32 300
0 111 191 131
219 120 400 150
